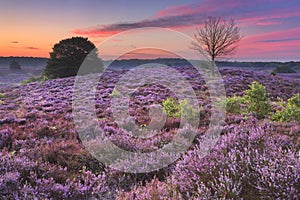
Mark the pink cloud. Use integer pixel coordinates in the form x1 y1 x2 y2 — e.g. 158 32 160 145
157 0 242 18
256 21 281 26
156 1 216 18
236 27 300 60
74 1 300 38
73 27 121 37
244 27 300 43
157 4 196 17
72 1 300 60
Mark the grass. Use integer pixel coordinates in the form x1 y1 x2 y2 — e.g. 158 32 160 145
0 93 5 98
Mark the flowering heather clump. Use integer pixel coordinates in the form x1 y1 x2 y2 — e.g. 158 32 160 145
0 152 108 199
173 121 299 199
118 121 299 199
0 67 299 199
0 128 13 150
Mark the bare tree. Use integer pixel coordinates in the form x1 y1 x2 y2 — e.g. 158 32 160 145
191 17 242 74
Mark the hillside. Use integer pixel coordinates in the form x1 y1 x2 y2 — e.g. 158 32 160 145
0 67 299 199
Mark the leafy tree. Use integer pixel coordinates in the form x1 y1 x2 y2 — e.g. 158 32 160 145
44 37 103 78
192 17 242 74
9 60 21 70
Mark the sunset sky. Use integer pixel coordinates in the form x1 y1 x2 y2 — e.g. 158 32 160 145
1 0 300 61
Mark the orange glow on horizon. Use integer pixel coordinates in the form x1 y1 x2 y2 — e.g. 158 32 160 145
115 48 181 60
2 27 300 61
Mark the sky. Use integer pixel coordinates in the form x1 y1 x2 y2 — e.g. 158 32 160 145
1 0 300 61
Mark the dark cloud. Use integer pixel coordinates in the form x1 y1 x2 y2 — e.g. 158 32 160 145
73 0 300 37
25 46 40 50
11 41 19 43
260 37 300 43
73 14 205 37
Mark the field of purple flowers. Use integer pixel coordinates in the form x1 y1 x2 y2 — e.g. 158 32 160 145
0 67 299 199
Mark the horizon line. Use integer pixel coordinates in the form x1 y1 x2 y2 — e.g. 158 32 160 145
1 56 300 63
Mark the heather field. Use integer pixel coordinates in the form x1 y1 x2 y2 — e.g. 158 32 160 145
2 0 300 199
0 66 299 199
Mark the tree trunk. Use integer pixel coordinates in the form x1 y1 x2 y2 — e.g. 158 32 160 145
211 56 215 76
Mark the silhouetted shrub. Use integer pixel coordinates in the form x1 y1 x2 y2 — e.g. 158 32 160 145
44 37 103 78
272 65 296 73
270 71 276 76
9 61 21 70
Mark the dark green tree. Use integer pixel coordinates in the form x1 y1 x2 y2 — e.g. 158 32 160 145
44 37 103 78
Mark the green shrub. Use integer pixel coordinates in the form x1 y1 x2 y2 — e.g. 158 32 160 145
226 82 271 119
162 98 181 118
243 81 271 119
0 93 5 98
180 99 201 122
271 93 300 122
22 75 50 84
226 95 242 114
162 98 201 121
109 88 121 98
223 82 299 122
0 93 5 104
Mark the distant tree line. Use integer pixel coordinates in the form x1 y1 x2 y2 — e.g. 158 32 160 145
2 56 299 72
215 61 300 69
108 59 300 71
106 58 191 69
